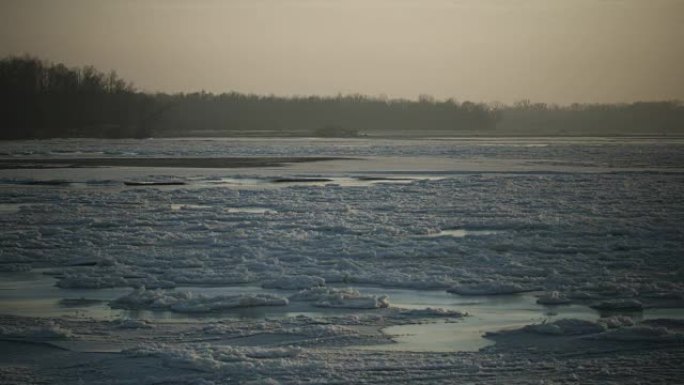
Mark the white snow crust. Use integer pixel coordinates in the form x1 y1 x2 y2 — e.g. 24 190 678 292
262 275 326 290
111 288 289 312
448 281 536 296
523 319 606 336
591 299 644 311
290 287 390 309
536 291 572 305
1 138 684 384
0 322 73 339
595 326 684 342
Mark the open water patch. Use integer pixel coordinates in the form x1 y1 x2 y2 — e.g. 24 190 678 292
353 287 595 352
170 203 276 214
2 273 684 352
425 229 501 238
0 203 24 213
195 175 443 189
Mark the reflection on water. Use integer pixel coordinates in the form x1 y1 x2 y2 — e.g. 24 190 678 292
375 322 494 352
170 203 212 210
425 229 501 238
0 273 360 322
196 175 442 189
0 203 23 213
356 287 684 352
2 273 683 352
171 204 275 214
355 287 598 352
0 271 132 320
0 173 444 191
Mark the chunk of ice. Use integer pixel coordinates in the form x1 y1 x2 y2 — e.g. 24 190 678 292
262 275 326 290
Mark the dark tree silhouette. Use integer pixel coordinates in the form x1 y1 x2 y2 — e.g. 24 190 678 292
0 56 499 139
0 56 682 139
0 56 150 139
494 101 684 136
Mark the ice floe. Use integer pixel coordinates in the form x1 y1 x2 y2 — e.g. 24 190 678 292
523 319 606 336
594 326 684 342
392 307 467 319
2 138 684 384
111 288 289 312
289 287 389 309
57 274 175 289
0 263 31 272
262 275 326 290
591 299 644 311
447 281 537 296
125 343 309 373
536 291 572 305
112 318 154 329
0 322 73 339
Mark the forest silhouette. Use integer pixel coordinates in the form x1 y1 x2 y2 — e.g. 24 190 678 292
1 56 682 139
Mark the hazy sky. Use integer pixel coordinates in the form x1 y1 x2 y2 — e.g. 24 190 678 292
1 0 683 103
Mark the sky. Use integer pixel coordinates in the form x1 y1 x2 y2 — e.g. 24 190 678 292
1 0 683 104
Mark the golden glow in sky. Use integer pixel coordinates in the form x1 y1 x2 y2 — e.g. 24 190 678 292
1 0 683 103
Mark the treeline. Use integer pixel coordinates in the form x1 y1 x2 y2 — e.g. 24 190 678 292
0 56 153 139
0 56 496 139
495 100 684 136
1 56 683 139
150 92 497 136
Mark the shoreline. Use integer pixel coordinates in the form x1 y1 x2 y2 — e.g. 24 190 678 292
2 133 684 142
0 156 348 169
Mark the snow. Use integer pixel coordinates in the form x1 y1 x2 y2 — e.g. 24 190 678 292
125 343 311 374
1 137 684 384
113 319 154 329
493 316 684 344
598 315 637 329
316 293 389 309
284 324 358 338
290 287 390 309
394 307 467 319
0 263 31 272
262 275 326 290
523 319 606 336
3 166 683 306
594 326 684 342
591 299 644 311
0 322 74 339
56 274 129 289
111 288 289 312
447 282 537 296
536 291 572 305
57 274 176 289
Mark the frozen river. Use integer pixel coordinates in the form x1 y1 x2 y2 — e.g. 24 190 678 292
1 137 683 384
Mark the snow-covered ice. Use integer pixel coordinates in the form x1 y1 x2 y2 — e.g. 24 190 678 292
111 288 289 313
447 281 537 296
536 291 572 305
262 275 326 290
1 137 683 384
292 287 391 309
